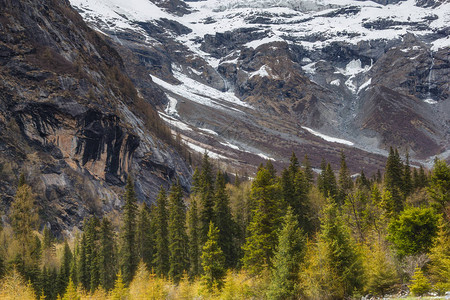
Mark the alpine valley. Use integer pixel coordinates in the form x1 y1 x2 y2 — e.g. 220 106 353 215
0 0 449 232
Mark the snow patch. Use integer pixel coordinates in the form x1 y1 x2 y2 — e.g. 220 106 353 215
250 65 271 79
245 36 285 49
185 141 227 160
303 62 317 74
330 79 340 86
424 98 438 104
165 95 179 117
159 112 192 132
357 78 371 94
220 141 241 150
198 128 219 135
302 126 354 146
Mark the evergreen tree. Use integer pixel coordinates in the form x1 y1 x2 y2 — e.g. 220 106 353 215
288 152 299 175
214 171 236 268
428 219 450 293
319 163 337 199
99 217 117 291
70 240 78 287
318 199 364 298
187 197 201 278
58 240 72 296
242 167 282 275
428 159 450 215
384 147 404 213
62 279 79 300
191 167 202 195
77 232 89 290
266 160 277 179
338 152 353 204
110 271 128 300
168 179 188 283
152 186 169 277
302 154 314 190
199 153 215 245
293 169 311 234
268 207 306 300
201 222 226 291
120 176 138 284
84 216 100 292
317 159 327 194
137 203 153 270
403 151 413 197
410 267 431 296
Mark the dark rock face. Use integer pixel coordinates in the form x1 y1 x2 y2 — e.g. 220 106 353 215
0 0 191 235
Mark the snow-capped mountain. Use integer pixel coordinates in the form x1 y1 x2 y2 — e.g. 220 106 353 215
70 0 450 173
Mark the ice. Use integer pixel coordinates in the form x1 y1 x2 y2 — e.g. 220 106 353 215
257 153 273 160
302 62 317 74
245 36 285 49
302 126 354 146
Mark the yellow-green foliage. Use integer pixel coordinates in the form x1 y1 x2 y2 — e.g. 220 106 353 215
128 262 169 299
362 241 398 296
0 268 37 300
428 219 450 295
410 267 431 297
110 271 128 300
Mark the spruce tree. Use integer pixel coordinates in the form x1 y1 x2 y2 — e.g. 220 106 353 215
384 147 404 213
58 240 72 296
428 159 450 214
99 217 117 291
242 167 282 275
187 197 201 278
199 152 215 245
120 176 138 284
302 154 314 189
152 186 169 277
318 199 364 298
410 267 431 296
201 222 226 291
428 219 450 292
338 152 353 204
293 169 311 234
168 179 188 283
137 203 154 270
77 232 89 290
214 171 236 268
268 207 306 300
403 151 413 197
85 217 100 292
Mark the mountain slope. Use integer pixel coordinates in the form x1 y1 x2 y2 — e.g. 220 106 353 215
0 0 190 233
69 0 450 172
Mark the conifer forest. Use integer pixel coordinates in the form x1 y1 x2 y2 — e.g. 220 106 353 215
1 149 449 299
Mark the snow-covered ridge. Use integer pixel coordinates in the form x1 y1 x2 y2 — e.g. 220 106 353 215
71 0 450 51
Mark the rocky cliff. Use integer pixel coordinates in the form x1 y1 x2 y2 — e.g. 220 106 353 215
0 0 191 234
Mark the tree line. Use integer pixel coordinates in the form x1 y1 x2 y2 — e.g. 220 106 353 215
0 148 449 299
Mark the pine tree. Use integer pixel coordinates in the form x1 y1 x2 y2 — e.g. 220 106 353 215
338 152 353 204
268 207 306 300
302 154 314 190
152 186 169 277
58 240 72 296
384 147 404 213
199 152 215 245
137 202 153 270
318 199 364 298
187 197 201 278
120 176 138 284
201 222 226 291
214 171 236 268
428 159 450 215
168 179 188 283
99 217 117 291
242 167 282 275
403 151 413 197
